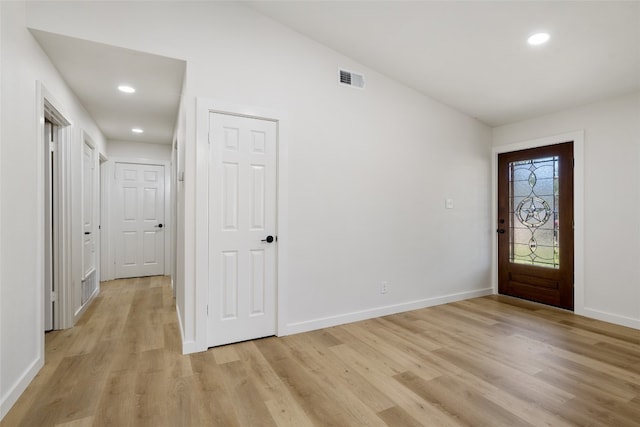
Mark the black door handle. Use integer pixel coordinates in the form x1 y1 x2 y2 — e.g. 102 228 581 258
261 235 275 243
155 224 163 228
497 229 506 234
84 231 91 235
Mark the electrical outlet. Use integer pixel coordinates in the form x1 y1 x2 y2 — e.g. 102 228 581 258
380 281 388 294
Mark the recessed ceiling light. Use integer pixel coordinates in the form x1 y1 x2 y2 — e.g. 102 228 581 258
528 33 550 46
131 128 144 134
118 85 136 93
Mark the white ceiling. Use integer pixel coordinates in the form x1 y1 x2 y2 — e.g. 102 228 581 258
29 1 639 139
247 1 640 126
31 29 186 145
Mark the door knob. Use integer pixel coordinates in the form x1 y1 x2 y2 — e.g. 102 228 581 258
155 224 163 228
497 229 506 234
84 231 91 235
261 235 275 243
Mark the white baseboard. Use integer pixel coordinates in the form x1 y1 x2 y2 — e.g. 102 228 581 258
74 286 100 324
176 304 206 354
281 287 494 336
581 307 640 330
0 356 43 421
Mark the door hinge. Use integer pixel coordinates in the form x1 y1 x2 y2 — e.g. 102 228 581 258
206 305 209 316
51 291 57 303
208 132 211 145
49 142 56 153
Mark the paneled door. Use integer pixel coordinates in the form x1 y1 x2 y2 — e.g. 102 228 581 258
497 142 574 310
114 162 165 278
82 141 96 278
208 112 277 347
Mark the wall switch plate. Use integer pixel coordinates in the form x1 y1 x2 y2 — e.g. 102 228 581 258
445 198 454 209
380 281 388 294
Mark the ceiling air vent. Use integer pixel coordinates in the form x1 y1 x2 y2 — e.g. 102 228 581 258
339 68 365 89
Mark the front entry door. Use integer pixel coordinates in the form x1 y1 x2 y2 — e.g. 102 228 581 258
208 112 277 347
114 162 165 278
497 142 574 310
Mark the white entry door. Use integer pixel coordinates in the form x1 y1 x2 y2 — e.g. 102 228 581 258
82 141 96 278
114 162 165 278
208 112 277 347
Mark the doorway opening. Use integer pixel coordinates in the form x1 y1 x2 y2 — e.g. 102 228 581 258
43 118 57 331
41 94 71 331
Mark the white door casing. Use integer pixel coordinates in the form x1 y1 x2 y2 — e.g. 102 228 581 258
39 82 73 332
82 141 96 278
208 112 277 347
114 162 165 278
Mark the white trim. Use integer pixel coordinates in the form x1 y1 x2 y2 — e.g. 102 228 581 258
100 161 113 280
176 303 200 354
108 157 171 280
195 98 289 354
98 153 108 282
73 285 99 324
491 131 585 314
582 308 640 330
282 287 494 336
170 138 178 296
37 81 74 333
0 356 43 420
80 130 99 317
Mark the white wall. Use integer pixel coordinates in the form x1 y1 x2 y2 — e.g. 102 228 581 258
173 80 187 337
107 140 171 161
24 1 493 353
493 91 640 328
0 2 106 418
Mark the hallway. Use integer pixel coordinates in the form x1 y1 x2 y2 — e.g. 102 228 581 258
1 276 183 426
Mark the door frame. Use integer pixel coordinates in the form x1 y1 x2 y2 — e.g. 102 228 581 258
194 98 289 354
74 130 100 323
492 130 585 314
81 131 98 283
104 158 171 281
37 81 73 333
98 153 108 284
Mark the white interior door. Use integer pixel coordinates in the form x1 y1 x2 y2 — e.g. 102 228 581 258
208 112 277 347
114 162 165 278
82 141 96 278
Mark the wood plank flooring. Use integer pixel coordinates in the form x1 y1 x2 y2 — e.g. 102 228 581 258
3 276 640 426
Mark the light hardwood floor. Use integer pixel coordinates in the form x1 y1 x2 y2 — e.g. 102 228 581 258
3 276 640 426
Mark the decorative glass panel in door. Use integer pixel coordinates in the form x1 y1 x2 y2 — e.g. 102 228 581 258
510 156 559 268
498 142 574 310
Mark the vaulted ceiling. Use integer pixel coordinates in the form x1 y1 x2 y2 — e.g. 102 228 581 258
30 0 640 147
247 1 640 126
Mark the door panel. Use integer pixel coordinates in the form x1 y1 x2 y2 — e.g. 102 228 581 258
82 141 96 278
498 142 574 310
115 163 165 278
208 113 277 347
